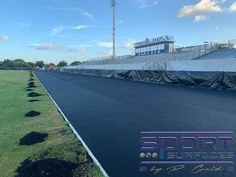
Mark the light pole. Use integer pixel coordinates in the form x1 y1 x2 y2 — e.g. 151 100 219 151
111 0 116 60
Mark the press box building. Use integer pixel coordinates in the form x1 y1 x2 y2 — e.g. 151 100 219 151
134 35 175 56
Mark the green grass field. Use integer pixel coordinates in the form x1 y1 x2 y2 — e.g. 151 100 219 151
0 71 103 177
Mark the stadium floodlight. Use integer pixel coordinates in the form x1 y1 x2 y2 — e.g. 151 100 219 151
111 0 116 60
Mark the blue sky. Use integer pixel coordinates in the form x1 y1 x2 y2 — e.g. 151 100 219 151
0 0 236 64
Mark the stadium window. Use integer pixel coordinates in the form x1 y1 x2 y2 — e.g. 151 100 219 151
149 46 152 51
159 44 165 50
153 45 156 51
153 46 156 51
151 46 154 51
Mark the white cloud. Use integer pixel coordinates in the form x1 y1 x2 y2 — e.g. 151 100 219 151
48 7 94 20
177 0 224 22
194 15 208 22
29 43 62 50
229 2 236 12
81 10 93 19
29 43 88 54
0 35 9 41
136 0 159 9
17 22 30 27
52 27 65 34
67 47 87 53
51 25 90 35
123 41 135 49
98 42 113 48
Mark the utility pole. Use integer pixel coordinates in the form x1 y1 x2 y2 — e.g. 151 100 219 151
111 0 116 60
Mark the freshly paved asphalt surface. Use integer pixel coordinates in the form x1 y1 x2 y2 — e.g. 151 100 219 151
34 71 236 177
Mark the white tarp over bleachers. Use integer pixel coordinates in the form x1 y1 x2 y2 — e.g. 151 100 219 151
166 58 236 72
65 62 156 70
62 47 236 72
63 49 208 71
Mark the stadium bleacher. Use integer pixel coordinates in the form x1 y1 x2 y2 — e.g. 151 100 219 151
194 48 236 60
62 39 236 71
63 49 212 70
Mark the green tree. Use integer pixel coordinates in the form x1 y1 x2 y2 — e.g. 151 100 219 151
70 61 81 66
1 59 14 68
35 61 45 68
57 60 68 67
27 62 35 68
13 59 27 67
0 59 34 69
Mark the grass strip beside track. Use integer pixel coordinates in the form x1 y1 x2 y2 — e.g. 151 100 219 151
0 70 104 177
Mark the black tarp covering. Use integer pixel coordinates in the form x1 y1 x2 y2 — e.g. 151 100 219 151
62 69 236 91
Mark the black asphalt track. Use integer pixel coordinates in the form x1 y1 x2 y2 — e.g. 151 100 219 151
34 71 236 177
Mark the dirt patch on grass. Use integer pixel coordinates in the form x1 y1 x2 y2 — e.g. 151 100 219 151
25 110 41 118
19 132 48 145
28 82 36 87
26 88 33 92
28 99 41 102
28 92 42 97
27 81 37 88
15 158 79 177
27 85 36 88
28 81 35 85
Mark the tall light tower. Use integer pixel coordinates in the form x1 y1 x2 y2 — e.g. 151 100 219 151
111 0 116 60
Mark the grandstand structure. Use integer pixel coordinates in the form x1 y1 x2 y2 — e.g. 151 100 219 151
62 38 236 72
134 35 175 56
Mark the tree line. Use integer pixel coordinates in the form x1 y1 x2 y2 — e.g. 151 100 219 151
0 59 83 69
